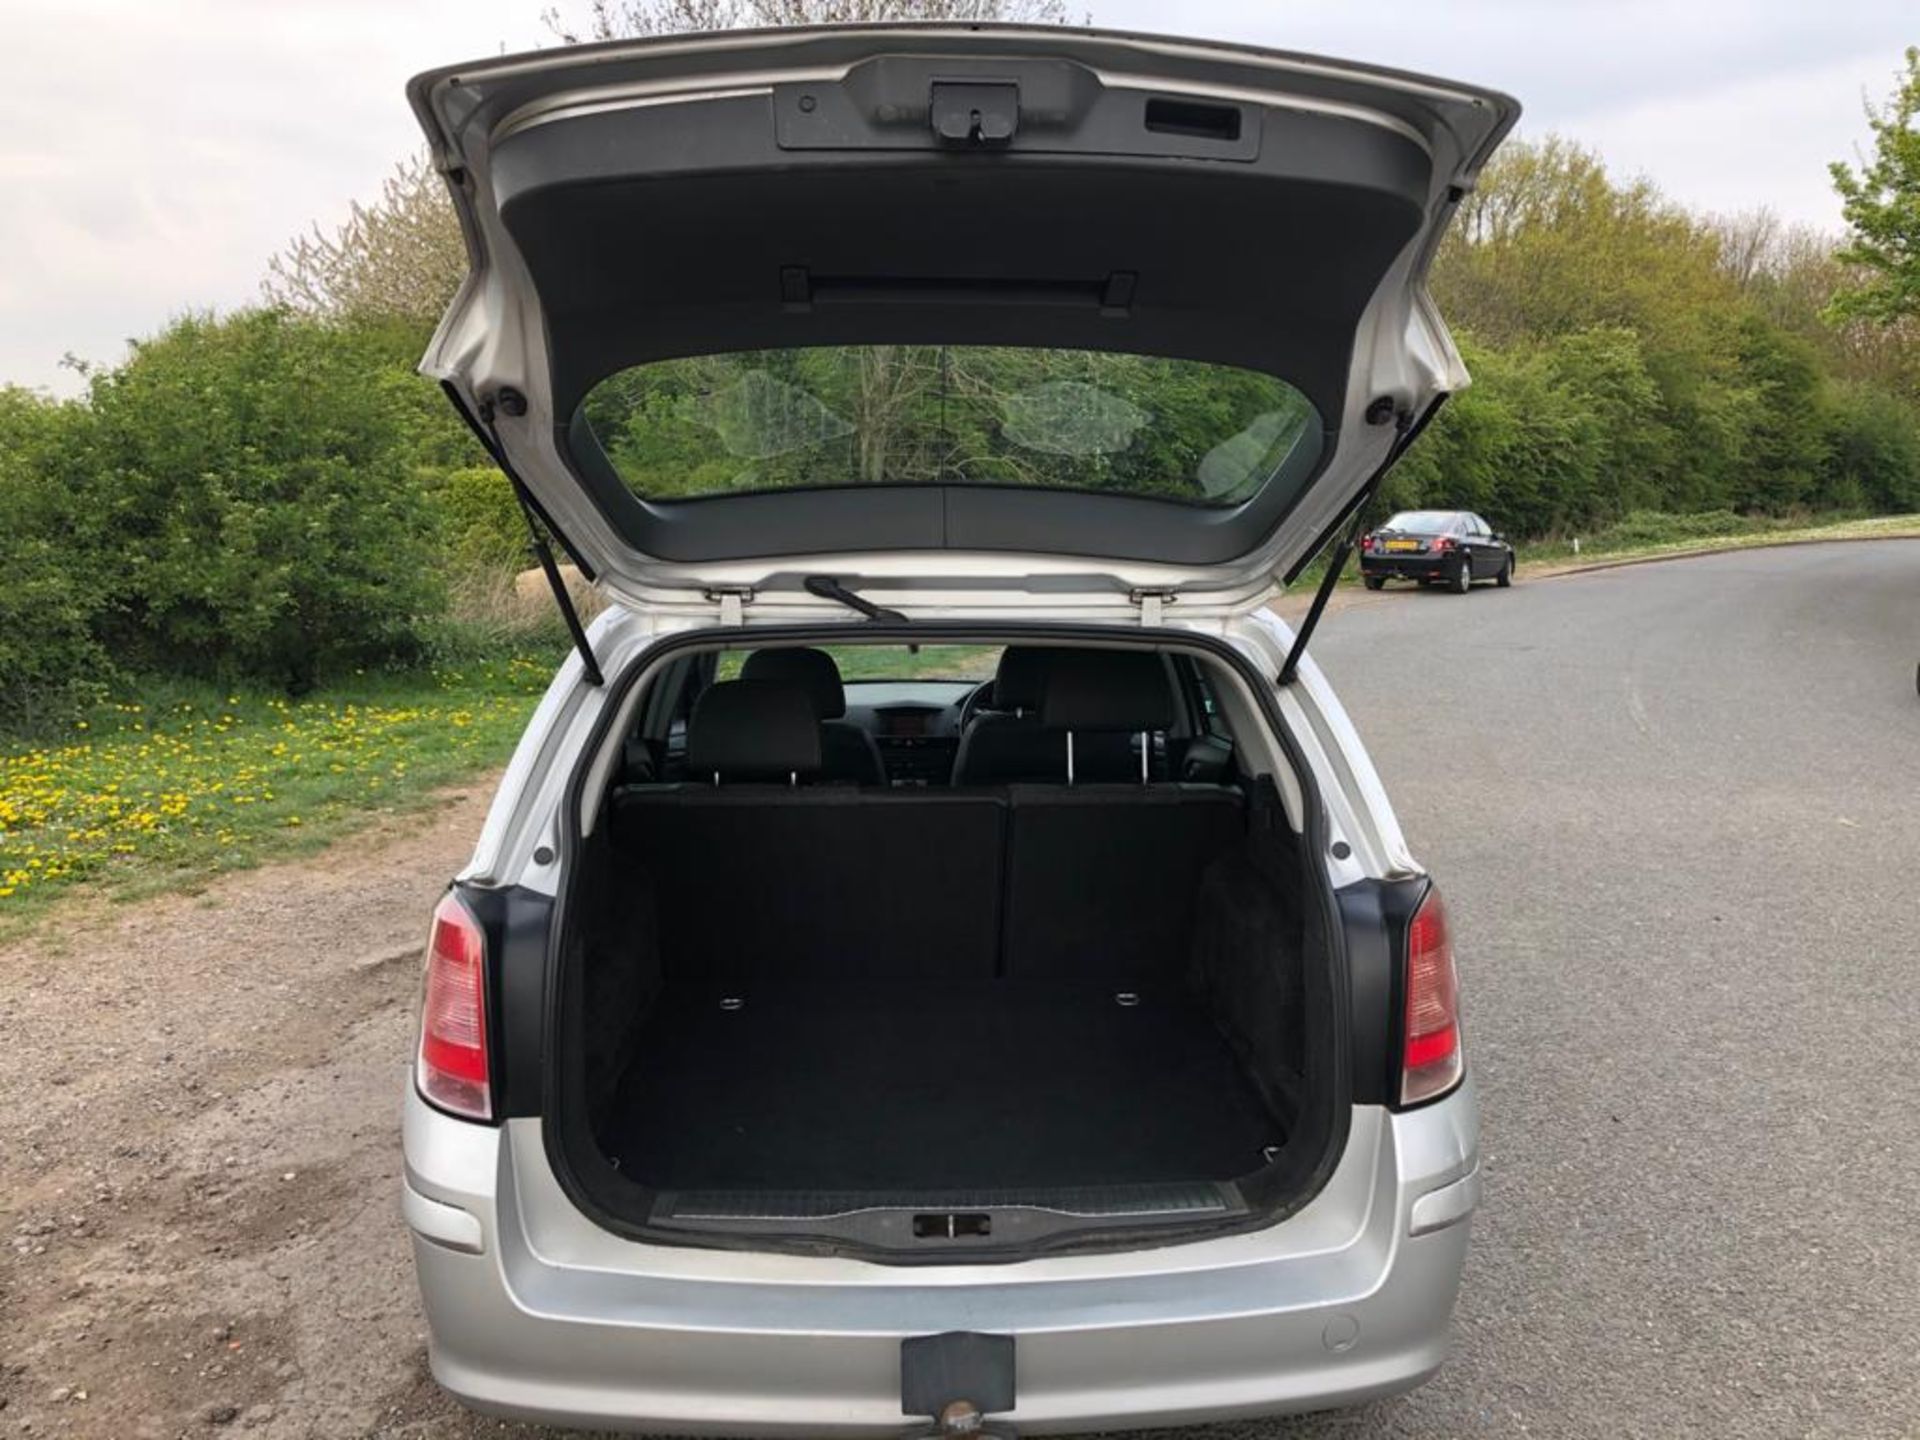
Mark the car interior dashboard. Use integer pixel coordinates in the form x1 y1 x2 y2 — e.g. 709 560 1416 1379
842 680 974 787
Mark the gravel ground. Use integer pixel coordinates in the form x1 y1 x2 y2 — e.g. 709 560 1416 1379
2 540 1915 1438
0 794 491 1439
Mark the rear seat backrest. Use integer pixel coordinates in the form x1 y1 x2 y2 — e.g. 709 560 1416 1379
614 649 1243 990
1006 649 1244 978
615 789 1007 986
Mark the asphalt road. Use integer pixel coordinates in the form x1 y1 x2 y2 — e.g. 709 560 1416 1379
1206 541 1919 1439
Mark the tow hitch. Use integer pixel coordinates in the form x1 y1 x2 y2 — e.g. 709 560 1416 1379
902 1332 1017 1438
904 1402 1017 1439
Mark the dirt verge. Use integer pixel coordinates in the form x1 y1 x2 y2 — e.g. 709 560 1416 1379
0 782 541 1439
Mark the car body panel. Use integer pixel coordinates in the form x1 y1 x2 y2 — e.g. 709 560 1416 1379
404 26 1493 1428
408 605 1474 1428
404 1079 1477 1435
409 26 1517 612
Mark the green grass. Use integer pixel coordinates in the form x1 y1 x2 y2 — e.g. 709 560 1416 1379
0 640 1004 929
1516 509 1920 566
0 655 556 928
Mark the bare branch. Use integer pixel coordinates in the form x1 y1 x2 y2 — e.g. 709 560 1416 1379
547 0 1071 42
262 153 465 325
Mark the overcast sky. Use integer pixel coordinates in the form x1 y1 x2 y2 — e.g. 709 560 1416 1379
2 0 1912 394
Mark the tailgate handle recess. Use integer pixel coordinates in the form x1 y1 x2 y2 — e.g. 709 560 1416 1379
912 1211 991 1239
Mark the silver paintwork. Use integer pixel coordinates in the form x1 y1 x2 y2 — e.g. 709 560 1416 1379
407 26 1518 609
405 1077 1477 1434
401 26 1493 1419
404 606 1482 1431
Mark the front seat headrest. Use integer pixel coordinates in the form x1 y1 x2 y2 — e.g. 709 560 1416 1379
687 680 822 781
988 646 1064 715
1041 649 1176 733
740 646 847 720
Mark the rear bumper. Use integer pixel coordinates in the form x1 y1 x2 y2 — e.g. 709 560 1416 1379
1359 553 1450 579
402 1081 1480 1435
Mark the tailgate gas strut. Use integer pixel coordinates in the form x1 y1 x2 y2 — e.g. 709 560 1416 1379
451 384 605 689
1277 396 1445 687
507 476 606 688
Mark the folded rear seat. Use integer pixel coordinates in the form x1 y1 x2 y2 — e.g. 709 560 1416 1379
1002 649 1246 980
612 679 1006 986
612 658 1246 992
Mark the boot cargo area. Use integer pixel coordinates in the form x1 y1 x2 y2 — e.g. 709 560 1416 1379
606 978 1282 1197
549 641 1345 1257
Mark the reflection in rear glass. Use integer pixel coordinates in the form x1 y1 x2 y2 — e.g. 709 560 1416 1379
579 345 1324 509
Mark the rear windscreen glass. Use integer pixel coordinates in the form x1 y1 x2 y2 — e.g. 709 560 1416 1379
578 346 1323 509
1382 511 1459 533
716 645 1001 683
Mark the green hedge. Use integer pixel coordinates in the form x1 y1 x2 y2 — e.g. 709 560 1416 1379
0 312 496 724
79 312 454 692
437 464 531 567
0 390 110 728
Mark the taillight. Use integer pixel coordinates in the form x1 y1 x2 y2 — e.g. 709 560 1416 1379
1400 888 1463 1105
417 891 492 1121
1360 533 1375 551
1430 536 1455 553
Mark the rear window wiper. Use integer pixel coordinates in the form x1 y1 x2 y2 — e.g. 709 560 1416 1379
804 575 909 624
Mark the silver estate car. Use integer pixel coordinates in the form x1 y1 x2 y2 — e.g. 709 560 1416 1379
401 24 1512 1435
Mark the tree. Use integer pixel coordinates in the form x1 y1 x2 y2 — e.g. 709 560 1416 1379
544 0 1072 43
0 388 110 728
84 312 446 691
1729 315 1829 514
1710 210 1920 402
264 153 467 326
1828 47 1920 326
1434 138 1741 357
1711 207 1784 290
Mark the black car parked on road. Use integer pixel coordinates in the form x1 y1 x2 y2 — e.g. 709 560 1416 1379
1359 510 1514 593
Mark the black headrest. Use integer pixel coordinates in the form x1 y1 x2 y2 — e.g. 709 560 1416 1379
687 680 821 780
990 646 1063 714
619 735 657 786
1041 649 1176 733
740 646 846 720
